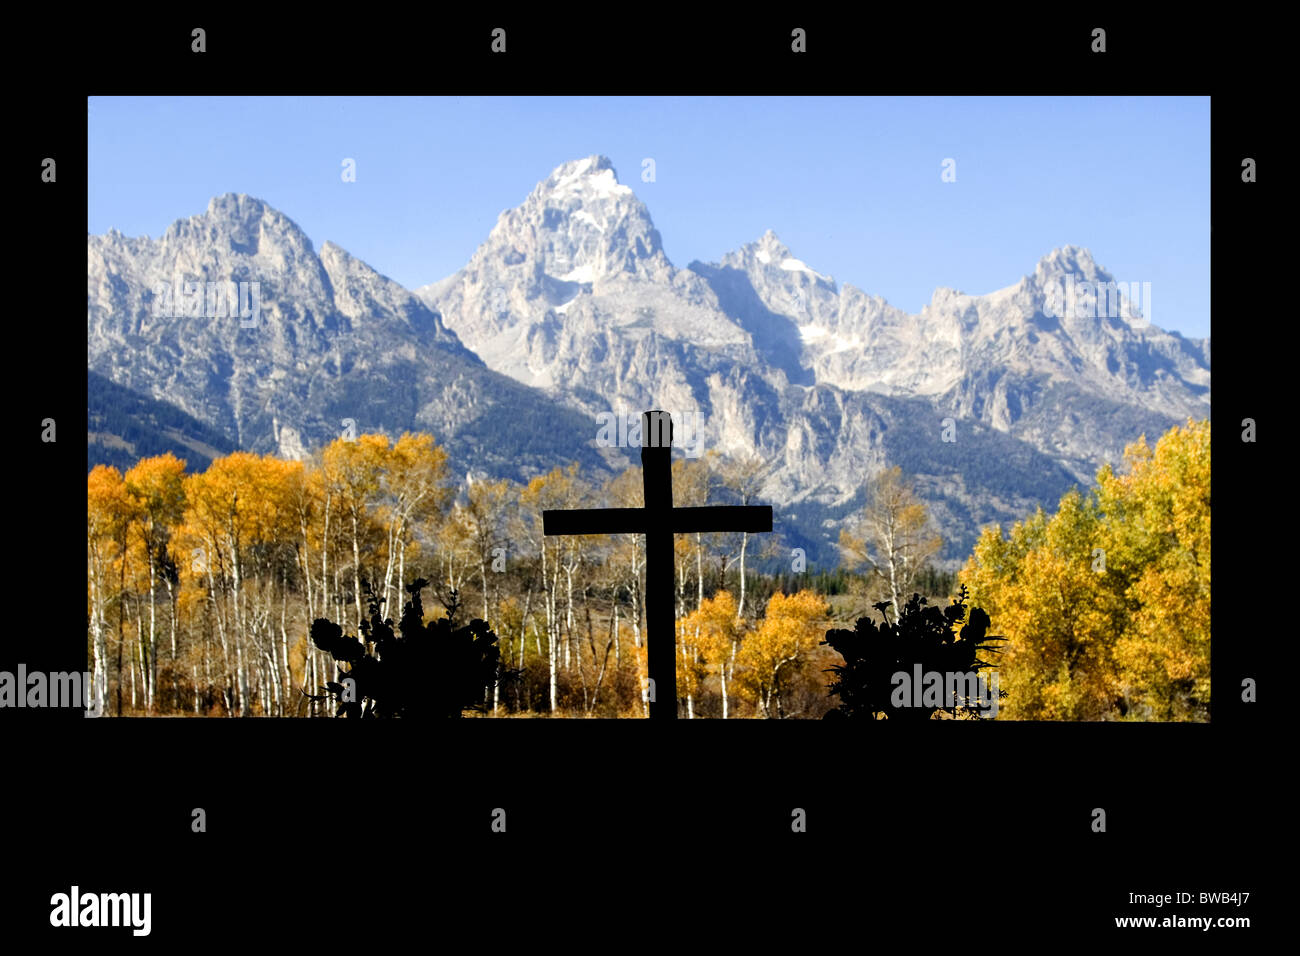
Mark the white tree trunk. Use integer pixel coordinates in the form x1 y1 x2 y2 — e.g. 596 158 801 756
543 541 557 713
696 533 704 609
397 540 406 615
720 644 729 720
738 532 748 619
89 568 109 717
351 511 363 632
147 555 157 713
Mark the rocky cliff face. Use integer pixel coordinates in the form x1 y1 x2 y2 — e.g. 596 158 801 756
87 194 607 483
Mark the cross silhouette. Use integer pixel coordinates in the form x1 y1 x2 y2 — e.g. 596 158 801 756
543 410 773 719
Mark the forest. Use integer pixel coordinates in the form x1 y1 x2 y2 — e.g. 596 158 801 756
86 419 1210 720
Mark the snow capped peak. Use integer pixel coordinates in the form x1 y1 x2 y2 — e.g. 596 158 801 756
543 155 632 201
555 154 613 176
742 231 834 284
751 229 791 264
457 155 671 307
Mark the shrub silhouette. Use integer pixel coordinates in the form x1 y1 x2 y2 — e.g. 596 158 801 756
307 578 512 718
822 585 1006 720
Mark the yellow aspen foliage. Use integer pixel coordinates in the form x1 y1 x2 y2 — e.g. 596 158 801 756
960 419 1210 721
88 464 137 563
88 464 140 608
378 433 452 611
680 590 744 716
176 453 300 588
682 590 742 668
1097 420 1210 719
677 589 738 702
123 453 188 563
735 589 830 717
674 621 708 702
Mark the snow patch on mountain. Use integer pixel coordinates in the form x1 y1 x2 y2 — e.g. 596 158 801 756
781 257 831 282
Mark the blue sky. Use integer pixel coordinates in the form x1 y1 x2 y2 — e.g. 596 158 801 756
88 96 1210 338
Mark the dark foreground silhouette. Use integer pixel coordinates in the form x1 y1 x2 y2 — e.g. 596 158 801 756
307 578 511 718
822 585 1006 720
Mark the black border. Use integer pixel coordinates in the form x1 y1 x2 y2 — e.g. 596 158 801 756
11 11 1273 942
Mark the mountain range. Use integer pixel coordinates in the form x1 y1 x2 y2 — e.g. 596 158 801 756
87 156 1210 569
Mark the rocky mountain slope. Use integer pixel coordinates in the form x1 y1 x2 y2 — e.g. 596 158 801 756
87 194 609 485
415 155 1210 563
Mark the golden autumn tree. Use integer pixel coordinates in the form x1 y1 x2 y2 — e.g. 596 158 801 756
460 475 517 624
520 463 591 713
88 465 138 716
674 604 708 719
318 434 389 631
839 466 943 622
242 456 306 713
679 589 743 718
735 589 830 718
1097 420 1210 719
175 452 302 715
376 433 451 620
960 419 1210 721
961 492 1125 719
435 498 478 604
670 533 704 716
123 453 188 712
175 454 248 714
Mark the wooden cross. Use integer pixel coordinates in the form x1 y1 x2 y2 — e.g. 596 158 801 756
543 410 773 719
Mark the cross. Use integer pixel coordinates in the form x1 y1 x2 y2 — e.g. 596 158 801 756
543 410 773 719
